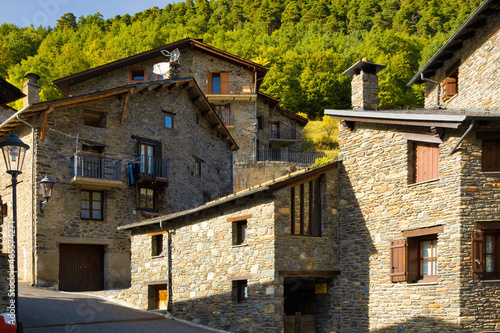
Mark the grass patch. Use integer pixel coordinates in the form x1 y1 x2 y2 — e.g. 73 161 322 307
302 116 339 160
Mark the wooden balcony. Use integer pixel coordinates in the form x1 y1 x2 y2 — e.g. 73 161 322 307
136 155 169 185
206 81 257 102
70 152 122 189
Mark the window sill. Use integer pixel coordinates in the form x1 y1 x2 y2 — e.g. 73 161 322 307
151 255 164 259
481 279 500 283
407 282 438 286
233 303 249 307
481 172 500 175
232 243 248 248
408 178 439 187
290 234 322 239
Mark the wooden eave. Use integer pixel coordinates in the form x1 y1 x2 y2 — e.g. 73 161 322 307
258 92 308 126
0 78 25 106
408 0 500 85
53 38 268 96
327 114 463 129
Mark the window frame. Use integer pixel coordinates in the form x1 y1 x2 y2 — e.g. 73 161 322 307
80 190 104 221
482 140 500 172
129 67 146 83
233 280 248 303
207 71 229 94
270 122 280 139
290 177 322 237
151 234 163 257
418 236 438 282
164 112 174 130
212 104 231 126
442 60 460 100
232 220 248 246
472 223 500 279
139 187 156 211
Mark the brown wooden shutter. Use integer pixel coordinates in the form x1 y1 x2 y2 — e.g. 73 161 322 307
407 237 419 282
415 143 439 182
220 72 230 94
482 141 500 172
471 231 484 277
207 71 213 94
444 77 457 97
390 239 408 282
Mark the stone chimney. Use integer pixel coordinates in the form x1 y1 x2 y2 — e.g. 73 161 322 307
344 58 385 110
23 73 40 107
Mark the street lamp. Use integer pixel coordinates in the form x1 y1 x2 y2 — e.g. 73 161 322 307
0 133 29 333
38 175 54 213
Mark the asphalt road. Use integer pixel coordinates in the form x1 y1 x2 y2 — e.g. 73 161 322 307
18 282 222 333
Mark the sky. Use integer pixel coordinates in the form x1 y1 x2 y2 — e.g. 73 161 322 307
0 0 176 28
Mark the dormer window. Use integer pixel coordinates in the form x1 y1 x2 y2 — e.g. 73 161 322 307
442 60 460 100
129 67 146 83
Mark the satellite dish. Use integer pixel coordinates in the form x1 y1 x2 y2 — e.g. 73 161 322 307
153 62 171 75
160 48 180 62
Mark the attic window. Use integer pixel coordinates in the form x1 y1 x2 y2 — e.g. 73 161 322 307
130 67 146 82
442 60 460 100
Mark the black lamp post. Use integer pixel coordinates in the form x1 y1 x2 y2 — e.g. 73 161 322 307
0 133 29 333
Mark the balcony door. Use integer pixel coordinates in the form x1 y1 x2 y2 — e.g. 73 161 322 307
140 143 155 177
207 72 229 94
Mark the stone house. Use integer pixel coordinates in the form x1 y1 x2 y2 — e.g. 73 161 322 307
53 38 308 169
0 73 237 292
325 0 500 331
117 162 339 333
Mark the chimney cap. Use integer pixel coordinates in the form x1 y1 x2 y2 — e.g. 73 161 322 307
24 73 40 82
343 59 386 76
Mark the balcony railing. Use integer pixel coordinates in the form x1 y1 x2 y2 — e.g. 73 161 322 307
207 81 256 95
70 153 122 187
136 155 169 182
235 148 325 166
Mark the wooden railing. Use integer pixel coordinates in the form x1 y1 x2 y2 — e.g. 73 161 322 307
136 155 169 181
71 152 122 181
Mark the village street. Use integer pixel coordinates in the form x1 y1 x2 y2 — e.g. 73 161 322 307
18 282 222 333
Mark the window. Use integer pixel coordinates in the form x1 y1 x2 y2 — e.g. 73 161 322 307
257 115 264 130
129 67 146 82
83 108 107 128
151 234 163 256
140 143 155 176
270 122 279 139
139 187 155 210
482 140 500 172
207 72 229 94
195 159 202 177
291 178 321 237
164 113 174 129
442 60 460 100
213 104 231 126
390 225 443 283
472 221 500 279
233 220 248 246
81 190 103 220
412 141 439 183
232 280 248 303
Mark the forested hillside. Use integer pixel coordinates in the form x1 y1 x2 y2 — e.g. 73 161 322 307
1 0 482 118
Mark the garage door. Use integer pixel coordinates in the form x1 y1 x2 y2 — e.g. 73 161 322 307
59 244 104 292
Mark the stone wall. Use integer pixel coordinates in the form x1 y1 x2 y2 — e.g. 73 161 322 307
337 121 466 332
126 197 282 332
233 162 300 192
424 10 500 111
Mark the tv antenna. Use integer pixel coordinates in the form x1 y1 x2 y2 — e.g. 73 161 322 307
161 48 180 62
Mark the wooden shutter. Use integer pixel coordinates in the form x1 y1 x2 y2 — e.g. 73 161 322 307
220 72 230 94
444 77 457 97
415 142 439 182
390 240 408 282
471 231 484 277
207 71 213 94
407 237 419 282
482 141 500 172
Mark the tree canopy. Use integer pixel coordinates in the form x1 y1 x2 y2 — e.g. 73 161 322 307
1 0 482 118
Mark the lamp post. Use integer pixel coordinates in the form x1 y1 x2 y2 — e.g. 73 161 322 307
0 133 29 333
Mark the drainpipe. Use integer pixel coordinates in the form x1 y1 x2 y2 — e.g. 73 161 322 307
420 73 440 108
166 229 173 314
15 114 36 285
447 119 475 157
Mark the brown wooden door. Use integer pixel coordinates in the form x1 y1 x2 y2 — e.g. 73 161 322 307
59 244 104 292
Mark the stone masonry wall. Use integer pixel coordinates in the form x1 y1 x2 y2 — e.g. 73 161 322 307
457 122 500 331
424 10 500 111
125 197 282 332
337 121 467 332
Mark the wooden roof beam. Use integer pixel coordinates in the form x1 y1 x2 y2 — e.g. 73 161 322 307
121 91 132 125
40 107 54 142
